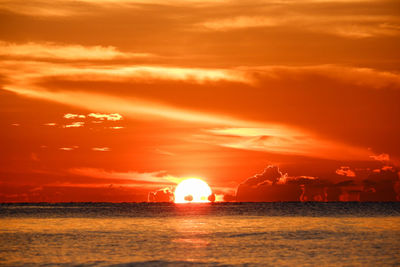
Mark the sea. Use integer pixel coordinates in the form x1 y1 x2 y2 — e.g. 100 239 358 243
1 202 400 266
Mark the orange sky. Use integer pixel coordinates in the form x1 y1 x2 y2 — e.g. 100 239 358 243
1 0 399 202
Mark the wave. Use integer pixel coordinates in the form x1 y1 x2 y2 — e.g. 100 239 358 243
109 260 222 266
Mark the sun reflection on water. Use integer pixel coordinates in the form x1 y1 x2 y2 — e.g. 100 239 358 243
1 203 400 266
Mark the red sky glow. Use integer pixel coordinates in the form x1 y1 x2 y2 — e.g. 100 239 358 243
1 0 400 202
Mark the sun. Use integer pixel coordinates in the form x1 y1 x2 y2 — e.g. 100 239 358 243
174 178 212 203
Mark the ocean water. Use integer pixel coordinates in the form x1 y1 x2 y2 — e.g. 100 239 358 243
1 203 400 266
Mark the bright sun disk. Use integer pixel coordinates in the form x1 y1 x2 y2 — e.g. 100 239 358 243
174 178 212 203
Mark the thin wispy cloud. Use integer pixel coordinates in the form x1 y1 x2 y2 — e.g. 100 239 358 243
59 146 78 151
0 0 231 17
92 147 110 152
155 149 175 156
108 126 124 129
200 15 400 38
0 60 250 87
64 113 86 119
64 121 85 128
202 127 371 160
1 80 387 160
3 60 399 95
0 0 81 17
336 166 356 177
370 153 390 162
0 0 385 18
3 86 256 127
244 65 400 89
69 168 181 185
88 113 122 121
0 42 153 61
200 16 278 31
197 1 400 38
2 58 399 162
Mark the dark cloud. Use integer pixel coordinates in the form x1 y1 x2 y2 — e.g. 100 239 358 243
0 183 147 202
240 165 283 187
336 166 356 177
235 165 400 202
148 187 174 202
223 194 236 202
360 168 399 201
236 166 302 202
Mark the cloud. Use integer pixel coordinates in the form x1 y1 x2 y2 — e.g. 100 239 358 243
64 121 85 128
198 7 400 38
88 113 123 121
50 113 124 129
47 64 400 88
361 167 399 201
336 166 356 177
222 194 236 202
235 165 400 202
3 84 374 160
69 65 248 83
3 60 399 98
2 0 398 204
3 60 398 161
244 65 400 89
75 0 229 4
109 126 124 129
59 147 78 151
0 182 150 202
236 166 329 202
370 153 390 162
92 147 110 152
64 113 86 119
69 168 181 185
381 166 394 171
0 42 152 61
148 187 175 202
155 149 175 156
329 23 400 39
239 165 284 187
3 86 256 127
200 16 278 31
0 0 231 17
0 60 250 88
236 166 305 202
1 39 399 162
0 0 81 17
203 127 370 160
